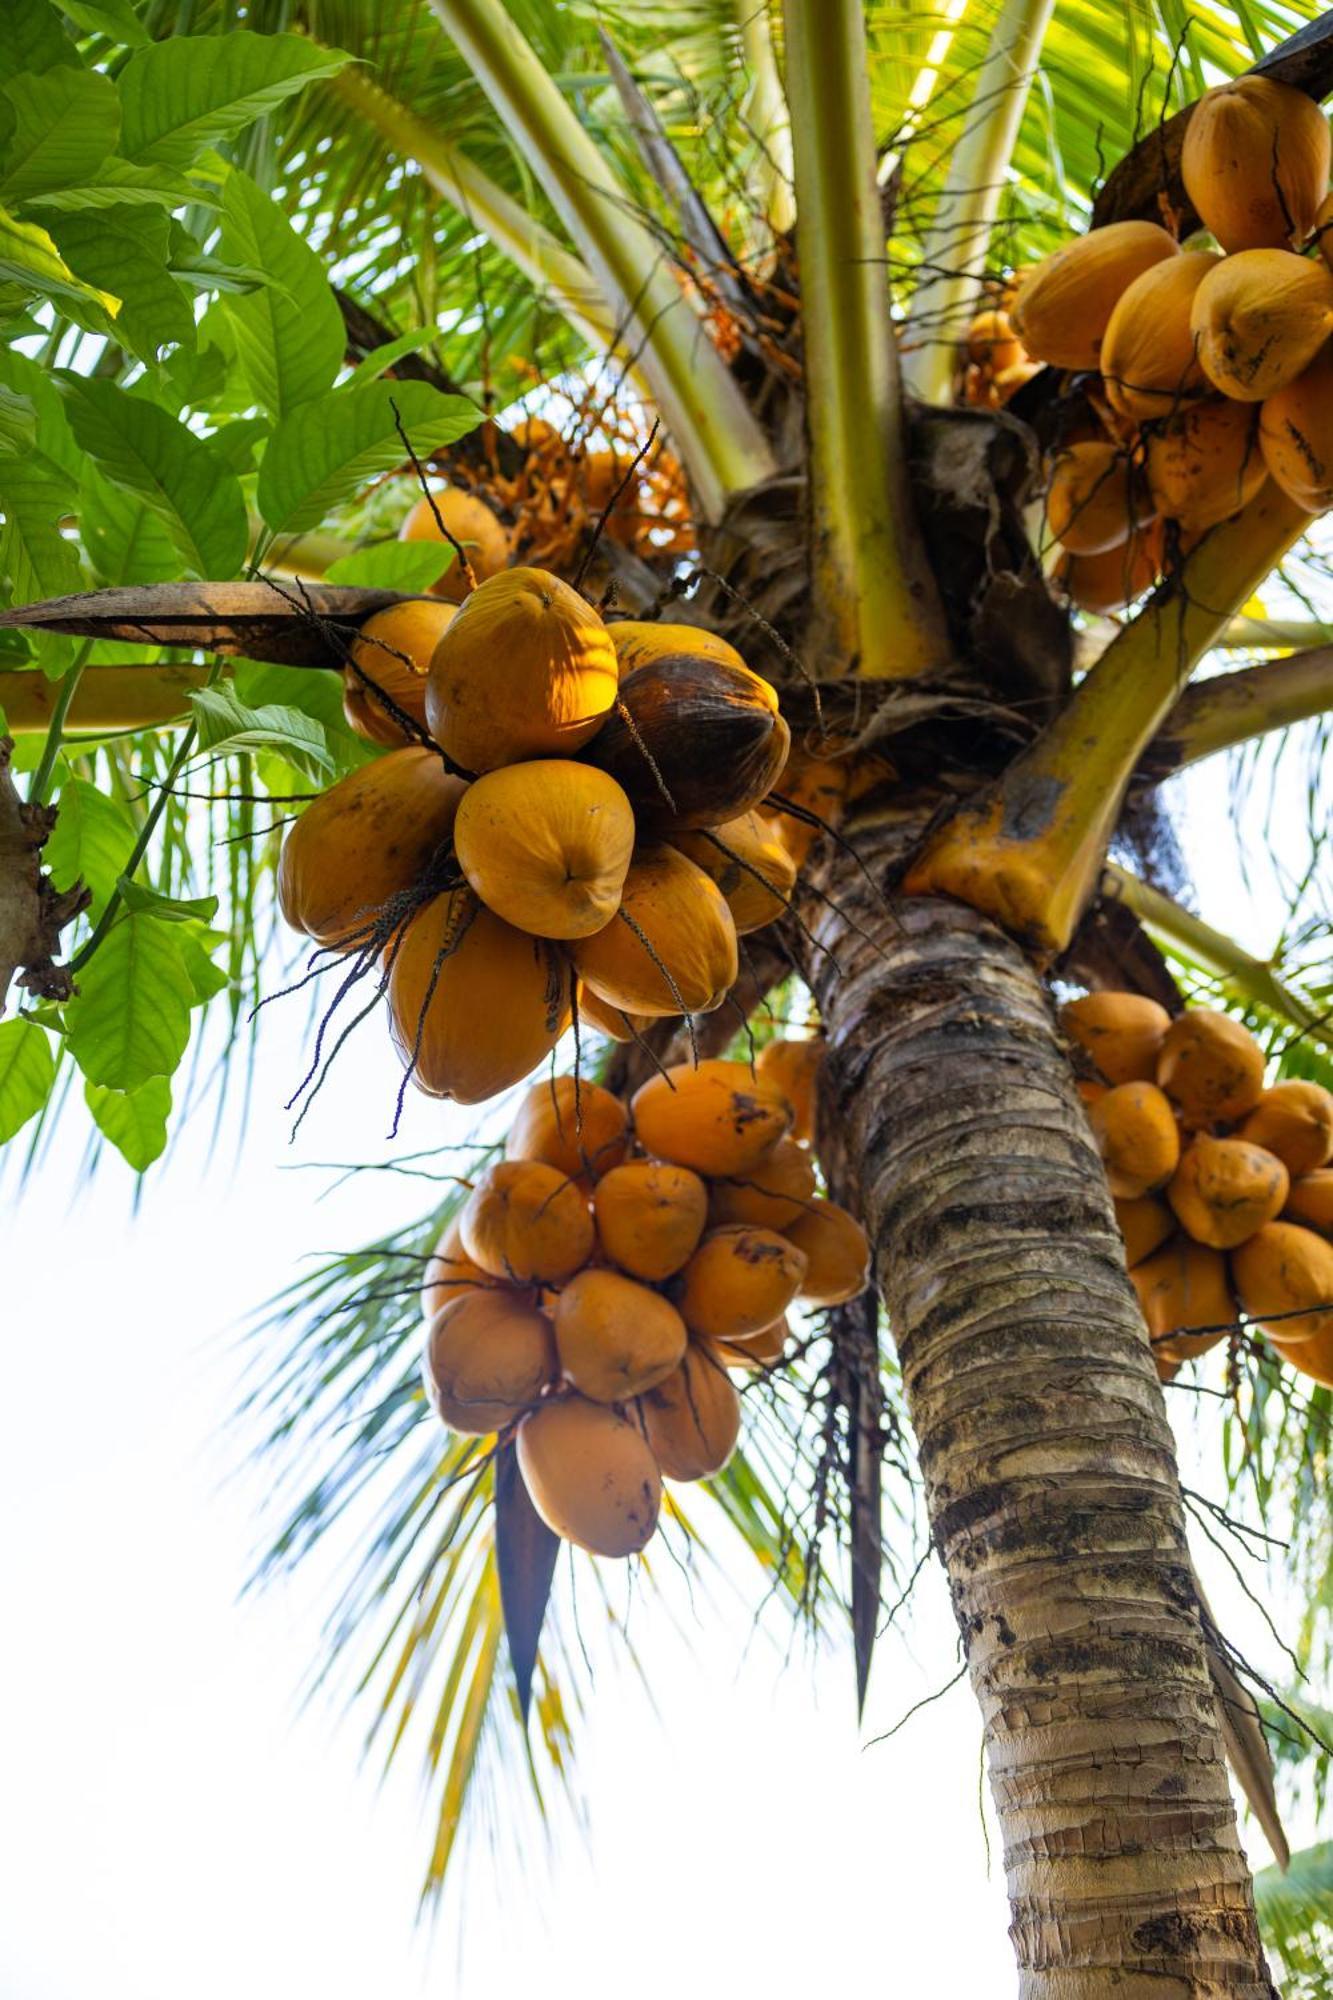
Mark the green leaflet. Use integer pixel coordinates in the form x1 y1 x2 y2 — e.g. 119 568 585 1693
0 66 120 200
117 33 352 169
188 684 334 783
218 167 344 419
0 452 82 603
50 205 194 360
0 1018 55 1145
324 541 454 592
0 203 119 318
65 911 193 1090
58 375 247 579
85 1074 171 1172
257 380 479 536
42 776 137 917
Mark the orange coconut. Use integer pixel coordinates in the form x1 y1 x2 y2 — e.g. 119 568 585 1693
638 1342 742 1480
1088 1082 1181 1199
1011 222 1179 371
554 1268 688 1402
1156 1009 1266 1126
1166 1134 1289 1249
1259 341 1333 512
571 845 739 1017
784 1198 871 1306
460 1158 595 1283
1238 1080 1333 1177
1145 399 1268 533
422 1288 556 1434
1130 1236 1236 1362
517 1396 661 1555
1061 992 1172 1085
400 487 510 603
344 599 454 746
1181 75 1331 253
505 1076 630 1185
453 760 635 939
592 1160 710 1282
1101 251 1220 421
631 1058 792 1176
677 1225 808 1341
1190 249 1333 402
1232 1220 1333 1345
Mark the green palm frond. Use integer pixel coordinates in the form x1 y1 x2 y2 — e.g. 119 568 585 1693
1255 1842 1333 1998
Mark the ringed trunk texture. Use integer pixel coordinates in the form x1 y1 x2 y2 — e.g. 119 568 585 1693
797 803 1274 1999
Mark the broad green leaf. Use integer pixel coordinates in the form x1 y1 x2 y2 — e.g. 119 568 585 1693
0 453 82 602
218 167 344 419
0 204 119 317
232 661 373 769
349 328 440 384
58 376 247 579
167 223 275 298
85 1075 171 1171
118 33 351 169
0 2 75 86
188 683 333 781
0 1018 54 1145
324 541 454 592
28 159 209 213
258 380 480 537
43 776 137 917
175 923 229 1006
0 346 79 479
202 416 270 477
50 205 193 360
117 878 219 925
65 911 193 1089
0 67 120 200
61 0 151 46
78 462 180 586
0 384 36 458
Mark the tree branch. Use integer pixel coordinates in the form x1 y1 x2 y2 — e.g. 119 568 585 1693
0 737 89 1014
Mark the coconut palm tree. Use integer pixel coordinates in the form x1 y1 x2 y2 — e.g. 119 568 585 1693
3 1 1333 1992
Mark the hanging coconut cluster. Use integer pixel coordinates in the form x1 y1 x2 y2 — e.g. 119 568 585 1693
1064 991 1333 1386
276 550 793 1106
419 1048 870 1558
958 293 1043 410
998 75 1333 612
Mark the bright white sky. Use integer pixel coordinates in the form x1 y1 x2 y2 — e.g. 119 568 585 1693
1 748 1324 2000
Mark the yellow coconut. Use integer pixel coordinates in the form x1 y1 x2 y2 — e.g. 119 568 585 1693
400 487 510 603
1181 75 1331 254
1232 1219 1333 1344
571 845 739 1017
1114 1194 1177 1269
575 983 653 1044
1061 991 1172 1085
554 1267 688 1402
784 1198 871 1306
1101 250 1220 421
1130 1236 1236 1362
1190 249 1333 403
1156 1008 1266 1126
422 1288 556 1434
1284 1168 1333 1239
1259 341 1333 512
1238 1080 1333 1177
387 891 570 1104
755 1036 822 1144
677 1225 808 1341
966 308 1023 372
1045 441 1153 555
1010 222 1179 371
592 1159 711 1281
609 621 746 679
460 1158 595 1283
453 760 635 940
709 1135 818 1232
631 1058 792 1175
425 566 618 771
1056 522 1163 614
422 1213 505 1322
504 1075 630 1185
1089 1082 1181 1199
638 1342 742 1480
1145 399 1268 533
672 811 797 934
517 1395 662 1555
277 750 466 950
1166 1134 1289 1249
344 599 454 746
717 1315 790 1370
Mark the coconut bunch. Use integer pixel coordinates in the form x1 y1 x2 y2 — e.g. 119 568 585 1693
419 1050 870 1559
276 565 792 1106
958 297 1042 411
1064 991 1333 1386
1000 75 1333 612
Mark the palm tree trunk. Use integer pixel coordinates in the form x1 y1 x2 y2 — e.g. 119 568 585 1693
798 802 1276 1998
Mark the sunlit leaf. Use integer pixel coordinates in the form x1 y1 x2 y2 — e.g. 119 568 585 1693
65 912 193 1089
188 682 334 781
42 775 137 917
0 1017 55 1145
256 379 480 536
218 166 345 419
0 66 120 200
85 1073 172 1171
118 32 352 168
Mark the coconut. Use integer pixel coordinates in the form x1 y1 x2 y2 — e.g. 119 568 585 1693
344 599 454 746
783 1198 871 1306
1061 991 1172 1085
677 1225 808 1340
504 1076 629 1185
400 487 511 603
1156 1009 1266 1126
755 1036 822 1144
632 1058 792 1176
1232 1219 1333 1344
1190 250 1333 403
1114 1194 1176 1268
1011 222 1179 372
592 1159 710 1281
453 760 635 939
1145 399 1268 533
1056 522 1163 613
570 845 739 1017
1181 76 1331 254
1239 1080 1333 1177
1130 1236 1235 1363
1167 1135 1289 1250
1284 1168 1333 1239
709 1135 818 1232
461 1158 595 1283
554 1268 687 1402
517 1396 661 1555
672 810 797 934
638 1342 742 1480
422 1288 556 1434
1101 251 1220 421
1259 340 1333 512
608 621 746 679
1088 1082 1181 1199
1044 441 1154 556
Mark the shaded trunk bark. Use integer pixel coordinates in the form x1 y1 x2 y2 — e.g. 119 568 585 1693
797 800 1275 1999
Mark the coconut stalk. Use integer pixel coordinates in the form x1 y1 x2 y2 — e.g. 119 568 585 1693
422 0 777 521
1104 864 1327 1038
328 65 618 359
1146 644 1333 778
900 0 1058 405
1215 615 1333 649
903 483 1311 952
781 0 948 679
736 0 795 237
